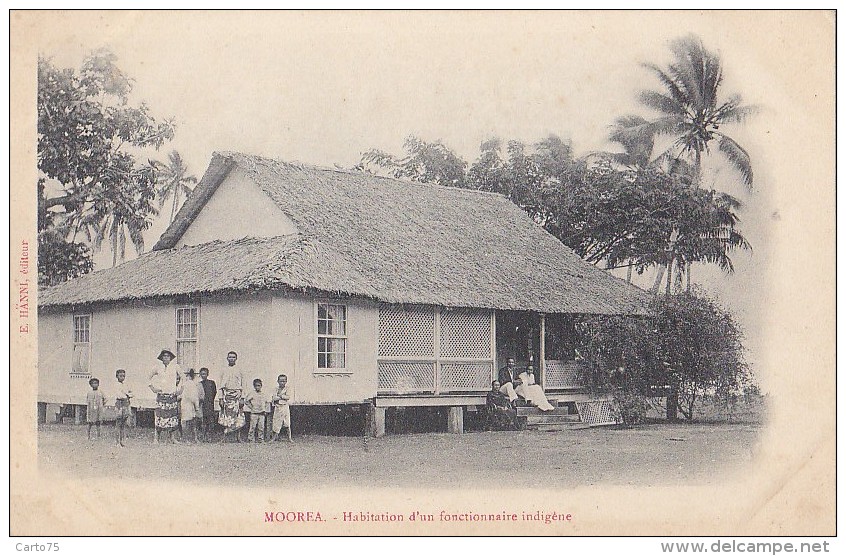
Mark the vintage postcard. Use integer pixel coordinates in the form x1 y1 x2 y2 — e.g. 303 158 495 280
10 10 835 536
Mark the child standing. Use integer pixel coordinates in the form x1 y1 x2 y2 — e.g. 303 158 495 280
86 378 105 440
179 368 203 443
271 374 293 443
198 367 217 442
113 369 133 446
244 379 269 443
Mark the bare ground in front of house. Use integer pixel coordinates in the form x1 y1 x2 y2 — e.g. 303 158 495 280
37 417 763 489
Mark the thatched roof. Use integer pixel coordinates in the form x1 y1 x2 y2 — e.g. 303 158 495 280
40 152 651 314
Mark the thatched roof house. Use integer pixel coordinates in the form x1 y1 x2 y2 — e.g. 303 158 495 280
38 152 649 433
41 152 649 314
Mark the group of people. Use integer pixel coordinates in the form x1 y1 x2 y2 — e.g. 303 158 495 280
149 349 293 444
84 348 293 446
485 357 556 430
84 351 553 439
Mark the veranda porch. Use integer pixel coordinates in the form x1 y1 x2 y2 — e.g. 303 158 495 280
373 305 612 435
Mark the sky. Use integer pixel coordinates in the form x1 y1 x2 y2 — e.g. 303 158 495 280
24 10 836 390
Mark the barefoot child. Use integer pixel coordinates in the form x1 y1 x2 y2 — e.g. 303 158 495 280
113 369 133 446
86 378 105 440
180 368 203 443
271 374 293 442
198 368 217 442
244 379 269 443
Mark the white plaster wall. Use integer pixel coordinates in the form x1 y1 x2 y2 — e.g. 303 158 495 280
38 292 379 407
38 312 74 401
38 300 176 407
270 293 379 404
194 292 276 397
176 167 297 247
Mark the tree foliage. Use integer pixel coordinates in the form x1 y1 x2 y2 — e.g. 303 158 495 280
37 229 93 287
600 34 756 292
153 150 198 224
359 134 748 279
614 34 757 188
37 49 175 282
575 290 750 421
359 135 467 187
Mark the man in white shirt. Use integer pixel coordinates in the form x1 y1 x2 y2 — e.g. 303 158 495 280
218 351 246 442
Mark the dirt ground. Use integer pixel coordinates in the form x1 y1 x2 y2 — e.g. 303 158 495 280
37 418 763 489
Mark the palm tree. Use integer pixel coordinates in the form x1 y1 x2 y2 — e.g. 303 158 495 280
629 34 757 185
74 165 159 267
608 115 655 172
614 34 757 292
92 209 150 268
154 151 198 224
77 197 155 268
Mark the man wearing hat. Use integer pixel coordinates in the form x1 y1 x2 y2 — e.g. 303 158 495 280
148 348 183 444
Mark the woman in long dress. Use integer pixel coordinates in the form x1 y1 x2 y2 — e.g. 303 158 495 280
515 365 555 412
486 380 517 430
149 349 183 443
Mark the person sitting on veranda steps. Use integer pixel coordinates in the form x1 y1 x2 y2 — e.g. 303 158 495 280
514 364 555 412
498 357 520 404
485 380 517 430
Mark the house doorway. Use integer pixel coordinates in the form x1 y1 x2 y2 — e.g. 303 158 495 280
495 310 540 375
495 311 579 387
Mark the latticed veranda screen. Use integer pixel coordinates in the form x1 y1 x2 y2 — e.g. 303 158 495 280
440 309 491 358
544 360 589 390
378 306 434 358
576 400 616 426
378 305 494 394
377 361 436 393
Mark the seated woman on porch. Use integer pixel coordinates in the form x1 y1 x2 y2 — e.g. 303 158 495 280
485 380 517 430
515 364 555 412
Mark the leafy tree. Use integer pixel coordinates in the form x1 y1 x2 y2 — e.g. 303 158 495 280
75 163 159 267
654 291 749 420
574 311 662 426
358 135 467 187
465 135 575 227
467 138 509 195
153 150 198 224
526 158 749 283
37 228 93 287
37 49 174 282
575 290 749 421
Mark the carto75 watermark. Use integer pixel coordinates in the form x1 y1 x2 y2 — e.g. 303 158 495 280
14 543 60 552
